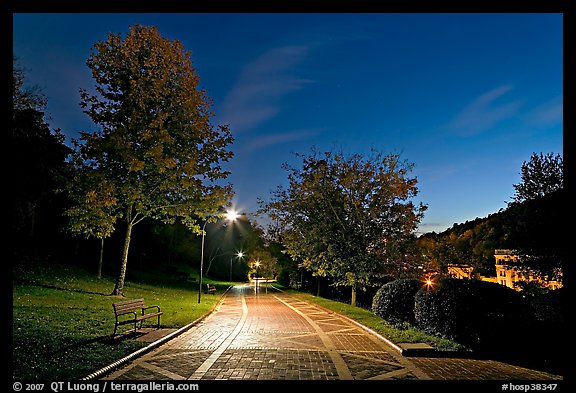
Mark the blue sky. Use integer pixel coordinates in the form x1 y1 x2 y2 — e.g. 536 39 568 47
13 13 563 234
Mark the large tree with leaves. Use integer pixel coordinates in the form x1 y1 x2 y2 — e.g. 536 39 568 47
259 149 427 306
68 25 234 295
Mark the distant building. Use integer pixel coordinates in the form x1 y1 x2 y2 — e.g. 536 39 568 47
446 249 562 291
447 264 474 280
494 249 562 291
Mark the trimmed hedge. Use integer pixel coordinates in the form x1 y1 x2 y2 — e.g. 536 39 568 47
372 279 423 325
414 278 535 350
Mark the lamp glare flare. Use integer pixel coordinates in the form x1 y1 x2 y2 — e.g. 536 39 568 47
225 209 239 222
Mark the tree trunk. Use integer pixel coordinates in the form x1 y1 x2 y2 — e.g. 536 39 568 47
112 221 133 296
97 238 104 279
351 285 357 307
316 277 321 297
205 257 214 277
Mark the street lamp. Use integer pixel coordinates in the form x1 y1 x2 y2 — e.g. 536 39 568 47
230 251 245 282
253 260 261 292
198 209 239 303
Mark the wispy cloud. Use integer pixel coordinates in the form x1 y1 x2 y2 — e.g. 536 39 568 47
448 85 523 136
523 97 563 127
244 127 325 152
220 46 312 133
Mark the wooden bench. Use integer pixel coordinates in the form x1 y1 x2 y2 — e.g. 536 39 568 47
204 283 216 294
112 298 162 335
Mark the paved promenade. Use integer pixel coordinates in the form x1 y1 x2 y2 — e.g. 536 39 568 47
103 284 563 381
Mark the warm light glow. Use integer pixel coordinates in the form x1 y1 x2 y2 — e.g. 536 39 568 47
426 279 433 286
225 209 239 222
254 260 261 268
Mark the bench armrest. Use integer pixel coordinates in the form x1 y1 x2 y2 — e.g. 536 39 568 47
142 305 161 314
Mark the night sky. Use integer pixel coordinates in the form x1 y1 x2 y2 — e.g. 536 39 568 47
12 12 563 234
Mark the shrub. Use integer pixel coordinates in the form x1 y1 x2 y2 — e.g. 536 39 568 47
414 278 534 350
372 279 423 325
530 288 564 323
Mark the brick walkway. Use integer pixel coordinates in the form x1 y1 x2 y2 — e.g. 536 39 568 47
103 285 563 381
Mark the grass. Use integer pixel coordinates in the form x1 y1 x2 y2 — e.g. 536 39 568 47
279 287 465 351
13 261 229 380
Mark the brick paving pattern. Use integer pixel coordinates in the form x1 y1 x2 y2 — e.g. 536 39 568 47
104 285 563 381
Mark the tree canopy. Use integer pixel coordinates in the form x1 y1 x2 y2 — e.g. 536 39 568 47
67 25 234 295
259 148 427 305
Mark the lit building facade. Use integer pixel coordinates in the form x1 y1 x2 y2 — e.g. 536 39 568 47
494 249 562 290
446 249 562 291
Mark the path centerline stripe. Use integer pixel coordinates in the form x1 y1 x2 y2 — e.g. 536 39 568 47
273 295 354 380
187 294 248 380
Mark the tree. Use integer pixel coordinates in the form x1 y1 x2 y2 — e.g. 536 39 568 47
509 152 564 278
69 25 234 295
12 57 70 256
259 148 427 306
511 152 563 203
64 167 118 278
13 56 47 112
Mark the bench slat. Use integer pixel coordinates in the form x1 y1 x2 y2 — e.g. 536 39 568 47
113 299 145 311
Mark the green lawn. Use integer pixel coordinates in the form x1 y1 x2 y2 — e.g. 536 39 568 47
12 261 229 380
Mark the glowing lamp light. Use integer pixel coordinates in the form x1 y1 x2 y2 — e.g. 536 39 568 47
424 273 434 288
225 209 239 222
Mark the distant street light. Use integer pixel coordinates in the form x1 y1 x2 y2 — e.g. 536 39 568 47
254 260 261 292
198 209 239 303
424 273 435 289
230 251 245 282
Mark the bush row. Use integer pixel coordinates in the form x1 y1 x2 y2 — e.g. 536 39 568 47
372 277 562 351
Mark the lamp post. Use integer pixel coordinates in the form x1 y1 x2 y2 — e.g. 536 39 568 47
230 251 244 282
254 260 261 292
198 209 239 303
